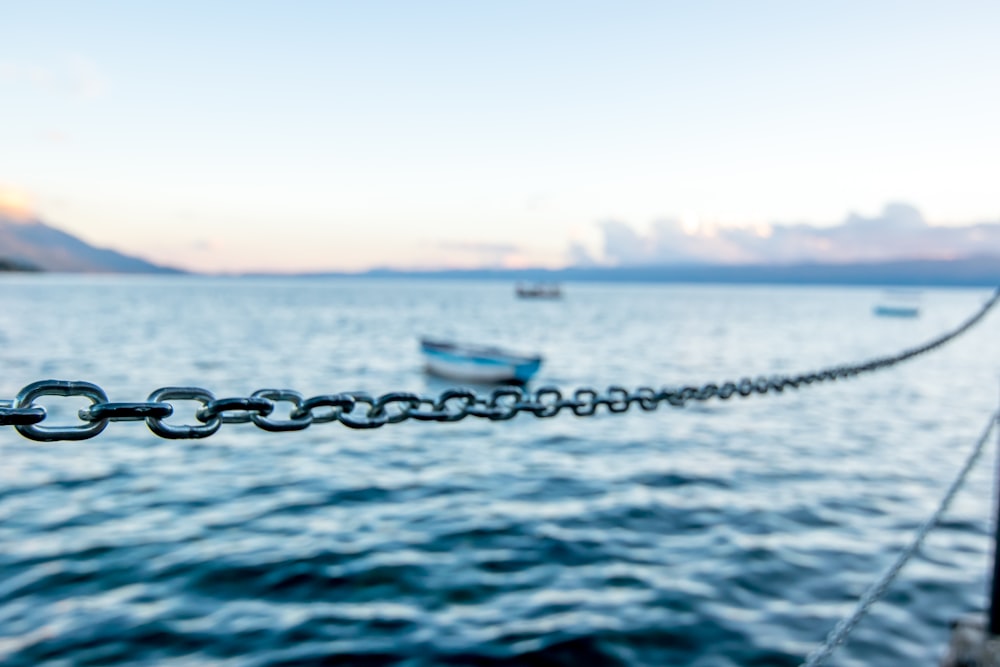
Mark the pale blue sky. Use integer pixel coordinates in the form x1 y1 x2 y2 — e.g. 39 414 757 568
1 1 997 272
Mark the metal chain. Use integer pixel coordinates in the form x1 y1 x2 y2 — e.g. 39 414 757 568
1 288 997 442
799 409 998 667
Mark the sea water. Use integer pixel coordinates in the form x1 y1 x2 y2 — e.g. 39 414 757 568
0 276 997 666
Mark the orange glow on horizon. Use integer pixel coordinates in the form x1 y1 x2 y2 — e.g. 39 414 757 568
0 185 34 221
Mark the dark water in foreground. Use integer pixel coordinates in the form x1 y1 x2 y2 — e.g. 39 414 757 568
1 277 998 666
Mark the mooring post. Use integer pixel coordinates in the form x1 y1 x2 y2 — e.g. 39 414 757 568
985 407 1000 666
941 406 1000 667
991 405 1000 636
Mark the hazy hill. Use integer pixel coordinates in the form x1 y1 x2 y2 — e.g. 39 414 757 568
0 214 182 273
2 211 997 285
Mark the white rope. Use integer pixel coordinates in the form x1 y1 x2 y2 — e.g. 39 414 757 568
800 410 999 667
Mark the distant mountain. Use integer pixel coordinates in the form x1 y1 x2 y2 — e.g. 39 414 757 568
0 256 41 272
305 255 1000 288
0 214 183 273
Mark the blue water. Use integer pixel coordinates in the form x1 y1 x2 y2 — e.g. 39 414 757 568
0 276 998 666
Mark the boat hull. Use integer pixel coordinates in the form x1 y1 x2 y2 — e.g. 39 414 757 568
874 305 919 318
420 339 542 384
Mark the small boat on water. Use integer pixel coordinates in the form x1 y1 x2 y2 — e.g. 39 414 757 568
516 282 561 299
873 304 920 318
419 338 543 384
873 290 921 318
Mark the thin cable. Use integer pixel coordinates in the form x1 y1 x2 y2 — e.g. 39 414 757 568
801 410 999 667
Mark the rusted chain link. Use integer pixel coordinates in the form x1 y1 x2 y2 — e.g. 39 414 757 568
1 288 997 441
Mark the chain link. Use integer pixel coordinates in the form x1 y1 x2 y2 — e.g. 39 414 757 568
13 380 109 441
2 288 997 442
145 387 221 439
197 396 274 424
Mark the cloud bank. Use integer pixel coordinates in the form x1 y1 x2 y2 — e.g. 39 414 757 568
0 56 109 99
430 241 537 269
581 204 1000 266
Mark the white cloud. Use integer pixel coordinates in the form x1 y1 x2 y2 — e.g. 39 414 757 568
584 204 1000 266
0 56 108 99
67 55 109 99
432 240 534 269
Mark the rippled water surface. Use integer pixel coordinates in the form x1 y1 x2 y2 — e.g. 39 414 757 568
1 276 998 666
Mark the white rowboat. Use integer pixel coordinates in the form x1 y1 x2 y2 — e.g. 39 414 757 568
419 338 542 384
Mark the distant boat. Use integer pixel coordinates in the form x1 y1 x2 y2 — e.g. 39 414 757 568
516 282 561 299
419 338 543 384
873 290 921 318
874 304 920 318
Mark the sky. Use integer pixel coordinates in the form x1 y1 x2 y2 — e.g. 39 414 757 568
1 1 998 273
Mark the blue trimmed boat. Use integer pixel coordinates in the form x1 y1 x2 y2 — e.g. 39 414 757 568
873 304 920 318
873 290 921 318
419 338 543 384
